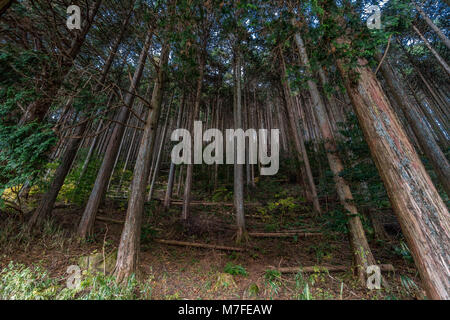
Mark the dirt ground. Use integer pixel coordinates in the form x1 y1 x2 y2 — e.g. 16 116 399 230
0 180 425 300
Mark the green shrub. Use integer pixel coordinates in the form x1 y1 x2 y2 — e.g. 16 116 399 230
224 262 248 276
0 262 153 300
0 262 59 300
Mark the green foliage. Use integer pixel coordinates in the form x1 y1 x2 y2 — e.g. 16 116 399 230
337 113 390 211
0 48 56 197
256 195 301 230
267 196 298 213
248 283 260 297
0 262 59 300
264 269 281 299
224 262 248 277
294 271 312 300
393 241 414 264
399 274 419 296
307 242 335 264
264 269 281 282
382 0 416 33
0 122 56 196
212 186 233 202
57 150 103 205
141 223 159 242
320 207 350 234
0 48 48 91
258 196 298 217
59 272 152 300
0 262 153 300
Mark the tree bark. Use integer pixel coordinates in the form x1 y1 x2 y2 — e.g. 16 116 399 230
376 53 450 195
147 94 173 201
164 93 185 208
292 30 377 283
412 24 450 76
19 0 102 125
279 50 322 215
77 29 153 239
0 0 14 17
336 51 450 300
413 1 450 50
28 119 89 228
114 43 169 282
233 48 247 243
182 51 206 221
28 8 132 228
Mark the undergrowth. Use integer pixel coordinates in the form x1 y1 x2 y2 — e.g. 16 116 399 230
0 262 153 300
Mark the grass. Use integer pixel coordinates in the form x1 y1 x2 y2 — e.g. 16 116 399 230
0 262 153 300
224 262 248 276
0 217 72 253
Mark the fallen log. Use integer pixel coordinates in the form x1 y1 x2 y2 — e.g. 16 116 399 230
249 229 308 233
249 232 323 238
154 239 246 251
96 216 163 232
54 203 75 209
272 264 395 273
154 199 261 207
96 216 125 224
279 228 321 232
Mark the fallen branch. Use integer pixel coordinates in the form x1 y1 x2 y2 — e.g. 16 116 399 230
96 216 162 232
249 232 323 238
154 239 246 251
271 264 395 273
250 228 319 234
375 34 392 74
96 216 125 224
54 203 74 209
156 199 261 207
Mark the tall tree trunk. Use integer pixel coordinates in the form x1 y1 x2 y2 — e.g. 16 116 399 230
411 85 450 149
114 43 169 282
0 0 14 17
19 0 103 125
279 51 322 215
176 165 184 197
77 29 153 239
28 8 132 227
376 53 450 195
79 119 103 180
292 30 377 283
333 35 450 299
28 118 89 228
120 86 152 187
412 24 450 76
147 94 173 201
164 93 185 208
182 51 206 221
317 68 345 137
233 49 247 243
413 0 450 50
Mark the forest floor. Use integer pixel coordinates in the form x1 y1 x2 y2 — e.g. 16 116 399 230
0 177 425 300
